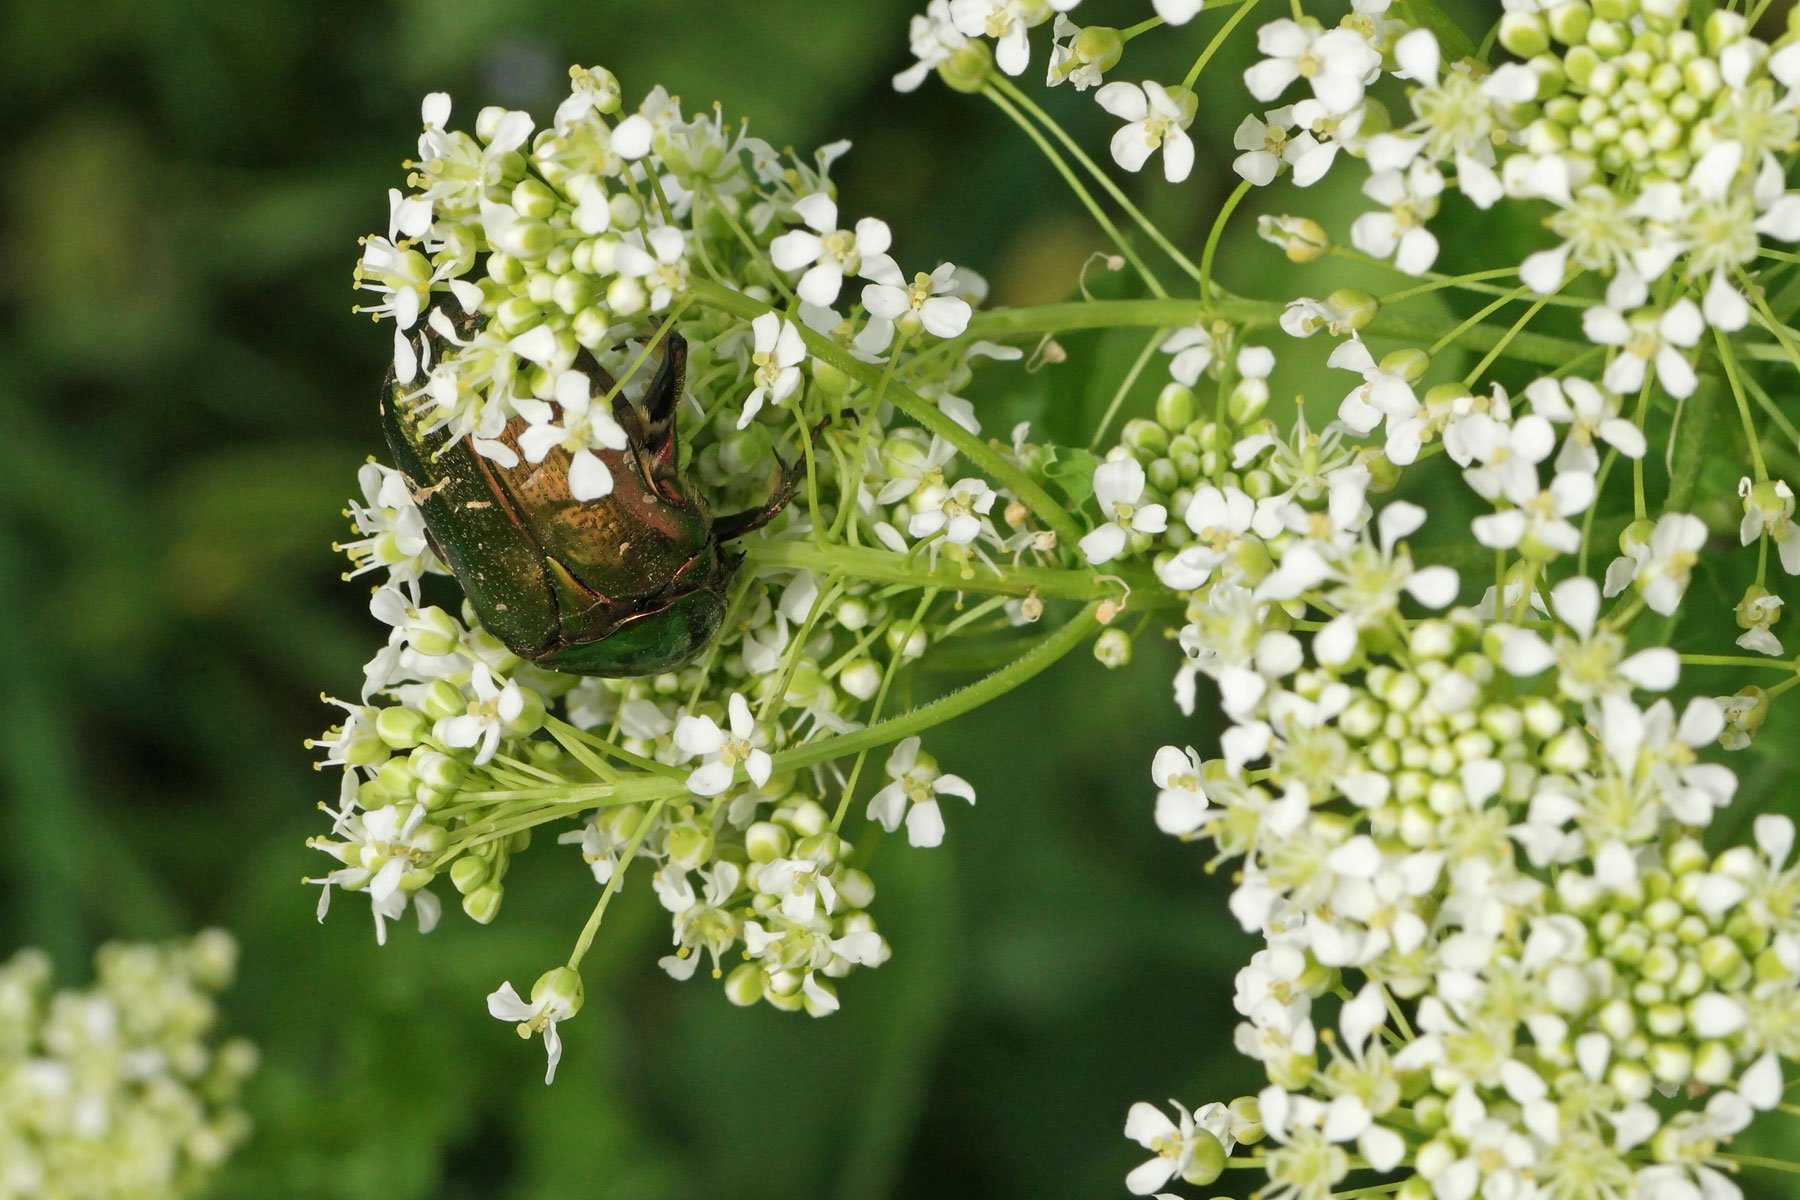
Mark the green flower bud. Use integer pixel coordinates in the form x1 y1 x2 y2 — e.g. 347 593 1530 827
462 883 504 924
375 755 419 799
793 831 842 867
1379 347 1430 383
530 966 584 1016
939 41 993 94
1094 628 1131 669
1326 288 1379 331
836 868 877 910
1703 9 1746 54
415 683 460 723
511 178 560 220
1257 214 1330 263
746 821 790 863
1156 384 1198 431
1181 1131 1227 1187
449 856 489 894
666 821 714 872
1123 417 1170 457
486 251 526 286
1648 1042 1692 1084
811 359 856 396
1500 13 1551 58
376 706 430 750
724 963 764 1007
887 623 927 661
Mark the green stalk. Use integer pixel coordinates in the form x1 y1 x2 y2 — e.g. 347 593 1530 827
742 538 1168 605
989 76 1204 284
981 82 1168 297
776 603 1102 774
687 279 1087 549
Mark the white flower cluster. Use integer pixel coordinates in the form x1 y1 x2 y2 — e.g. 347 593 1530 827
1225 0 1800 400
327 66 1077 1080
0 933 255 1200
355 67 980 483
1097 357 1800 1196
1010 3 1800 1193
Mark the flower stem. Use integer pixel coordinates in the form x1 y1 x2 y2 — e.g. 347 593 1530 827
1677 653 1798 671
743 534 1166 605
989 76 1204 284
1091 329 1167 450
1715 327 1769 482
567 798 666 970
686 279 1088 550
1184 0 1264 90
981 82 1169 297
1201 180 1254 304
778 602 1102 775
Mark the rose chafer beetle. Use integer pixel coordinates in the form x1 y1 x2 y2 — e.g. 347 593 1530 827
381 329 794 676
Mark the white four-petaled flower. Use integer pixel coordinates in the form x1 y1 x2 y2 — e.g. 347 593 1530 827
866 737 976 847
1097 81 1196 183
740 312 806 428
1080 458 1168 564
675 693 773 797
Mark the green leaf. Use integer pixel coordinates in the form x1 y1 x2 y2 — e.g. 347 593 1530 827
1400 0 1477 61
1667 377 1725 514
1039 445 1100 508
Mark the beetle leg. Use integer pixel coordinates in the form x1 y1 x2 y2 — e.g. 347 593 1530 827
613 331 688 493
712 452 801 543
643 330 686 425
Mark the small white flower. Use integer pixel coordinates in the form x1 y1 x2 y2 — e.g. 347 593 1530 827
1096 81 1196 183
1739 477 1800 574
1152 0 1205 23
895 0 970 92
675 693 772 797
1152 746 1207 836
613 225 689 312
1232 107 1320 187
1737 587 1783 656
1582 274 1703 400
866 737 976 847
1497 577 1678 701
909 477 997 544
862 260 974 341
1524 377 1646 473
1080 458 1168 564
1470 470 1594 559
436 663 526 766
740 312 806 428
1244 21 1381 114
770 194 894 307
1046 15 1111 90
1123 1101 1219 1195
1161 324 1218 385
515 369 630 501
1159 486 1263 590
487 968 582 1084
948 0 1050 76
1603 512 1707 615
1351 159 1444 275
1328 337 1416 434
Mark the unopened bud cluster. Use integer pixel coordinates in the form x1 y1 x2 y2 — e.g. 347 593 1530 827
0 933 255 1199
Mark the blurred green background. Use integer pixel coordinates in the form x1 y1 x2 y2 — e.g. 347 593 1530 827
4 1 1796 1197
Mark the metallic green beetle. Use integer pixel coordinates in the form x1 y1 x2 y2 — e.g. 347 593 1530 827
381 330 794 676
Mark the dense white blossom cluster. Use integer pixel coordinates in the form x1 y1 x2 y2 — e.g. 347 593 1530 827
0 933 254 1199
901 0 1800 1195
323 66 1091 1080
